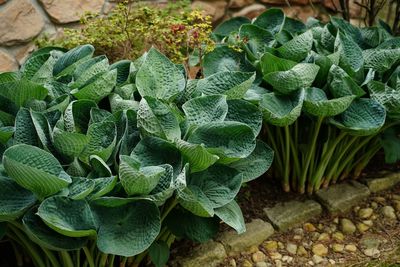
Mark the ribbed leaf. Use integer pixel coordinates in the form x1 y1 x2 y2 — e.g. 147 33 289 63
53 45 95 77
304 87 356 117
335 31 364 74
260 89 305 126
328 65 365 98
239 24 274 57
3 144 71 198
253 8 284 33
182 95 228 127
136 48 185 101
367 81 400 117
228 140 274 183
137 97 181 141
277 30 313 62
175 140 219 173
260 52 297 76
197 71 255 99
187 121 256 163
0 80 47 108
0 177 36 221
215 200 245 234
91 200 160 257
264 63 319 94
226 99 262 136
330 98 386 136
363 49 400 72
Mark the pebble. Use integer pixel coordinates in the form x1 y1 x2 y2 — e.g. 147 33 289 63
252 251 266 262
293 227 304 235
248 245 259 254
353 206 360 213
263 241 278 252
229 259 237 267
282 255 293 263
363 220 373 227
371 201 378 209
318 233 330 241
297 245 308 256
332 243 344 253
356 222 370 233
304 223 317 232
332 232 344 241
269 251 282 260
255 262 268 267
382 206 397 219
278 242 284 250
333 218 339 224
340 218 356 234
308 260 315 266
312 255 324 264
242 259 253 267
373 196 386 203
344 244 357 252
312 244 328 256
275 260 282 267
392 194 400 201
329 259 336 265
358 208 373 219
286 243 298 255
293 235 302 240
363 248 380 258
310 232 320 241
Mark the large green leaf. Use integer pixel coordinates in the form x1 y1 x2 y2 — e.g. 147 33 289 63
166 208 219 243
3 144 71 198
328 65 365 98
68 177 96 200
187 121 256 163
119 155 165 196
23 209 88 251
137 97 181 141
0 80 48 108
260 52 297 76
363 48 400 72
253 8 285 34
136 48 185 101
335 31 364 74
37 196 96 237
175 139 219 173
213 16 251 40
63 100 97 134
239 24 274 58
304 87 356 117
277 30 313 62
260 89 305 126
228 140 274 183
197 71 255 99
215 200 245 234
71 55 109 88
0 177 36 221
330 98 386 136
203 46 255 77
149 241 170 267
53 129 89 158
225 99 262 136
72 69 117 103
182 95 228 127
92 200 160 257
53 45 95 77
264 63 319 94
367 81 400 117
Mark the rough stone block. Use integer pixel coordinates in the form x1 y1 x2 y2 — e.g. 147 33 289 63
364 172 400 193
0 50 18 72
316 181 370 214
264 200 322 231
217 219 274 255
176 241 227 267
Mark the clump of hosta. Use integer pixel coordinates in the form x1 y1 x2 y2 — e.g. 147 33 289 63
0 45 273 267
206 9 400 194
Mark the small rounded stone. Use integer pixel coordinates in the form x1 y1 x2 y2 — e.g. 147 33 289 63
340 218 356 234
332 243 344 253
356 223 370 233
263 241 278 252
252 251 266 263
286 243 298 255
382 206 397 219
363 248 380 258
332 232 344 241
345 244 357 252
358 208 373 219
297 245 308 257
312 255 324 264
304 223 317 232
269 251 282 260
312 244 328 256
242 259 253 267
318 233 330 241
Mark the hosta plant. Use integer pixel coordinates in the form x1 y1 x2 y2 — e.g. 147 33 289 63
0 45 273 267
205 9 400 194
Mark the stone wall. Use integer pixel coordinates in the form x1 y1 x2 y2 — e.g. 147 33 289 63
0 0 360 72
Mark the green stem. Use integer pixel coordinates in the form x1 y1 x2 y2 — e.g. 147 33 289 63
283 125 291 192
265 125 283 175
83 246 95 267
60 251 74 267
10 240 24 267
108 255 115 267
299 117 323 194
161 197 178 222
8 224 46 267
99 253 108 267
42 247 61 267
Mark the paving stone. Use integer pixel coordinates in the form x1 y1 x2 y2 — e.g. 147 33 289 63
177 241 227 267
315 181 370 214
0 49 18 72
264 200 322 231
217 219 274 255
364 172 400 193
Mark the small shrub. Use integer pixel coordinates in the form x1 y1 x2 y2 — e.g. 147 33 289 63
205 9 400 194
0 45 273 266
37 1 214 68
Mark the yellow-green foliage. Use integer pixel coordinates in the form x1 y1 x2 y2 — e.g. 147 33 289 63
37 0 214 64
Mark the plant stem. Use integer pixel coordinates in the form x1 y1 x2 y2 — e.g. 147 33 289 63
283 125 291 192
83 246 95 267
60 251 74 267
299 117 323 194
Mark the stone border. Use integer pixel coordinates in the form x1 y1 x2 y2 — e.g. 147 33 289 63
174 171 400 267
